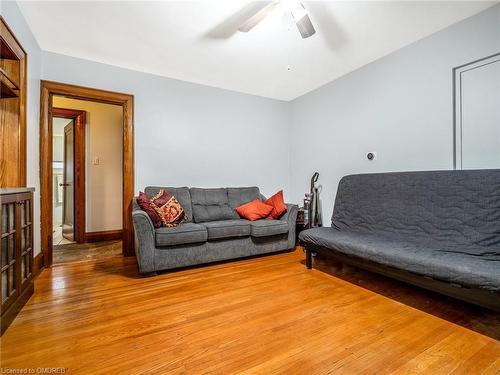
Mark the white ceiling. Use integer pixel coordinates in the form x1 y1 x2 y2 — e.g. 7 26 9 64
18 1 495 101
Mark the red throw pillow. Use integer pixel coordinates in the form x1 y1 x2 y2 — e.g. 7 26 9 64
236 199 273 221
137 192 162 228
151 189 187 227
265 190 287 219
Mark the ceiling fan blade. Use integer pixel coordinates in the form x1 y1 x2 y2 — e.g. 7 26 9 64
292 3 316 39
238 2 278 32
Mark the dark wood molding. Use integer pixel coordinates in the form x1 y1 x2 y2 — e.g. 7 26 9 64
52 107 86 243
84 229 123 243
40 83 52 265
40 80 134 267
0 17 27 59
0 16 27 187
33 252 44 278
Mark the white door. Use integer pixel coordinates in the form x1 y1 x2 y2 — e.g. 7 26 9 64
455 55 500 169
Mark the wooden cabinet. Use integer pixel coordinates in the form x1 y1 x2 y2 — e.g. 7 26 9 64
0 17 27 187
1 188 34 335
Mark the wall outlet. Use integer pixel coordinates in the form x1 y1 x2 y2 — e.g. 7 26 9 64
366 152 377 161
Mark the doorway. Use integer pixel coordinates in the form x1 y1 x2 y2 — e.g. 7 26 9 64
53 117 75 245
40 81 134 267
50 97 124 263
51 107 86 247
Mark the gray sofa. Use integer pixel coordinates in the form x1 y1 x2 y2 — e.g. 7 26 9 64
299 170 500 311
133 186 298 274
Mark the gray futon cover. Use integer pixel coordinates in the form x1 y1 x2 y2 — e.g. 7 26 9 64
299 170 500 291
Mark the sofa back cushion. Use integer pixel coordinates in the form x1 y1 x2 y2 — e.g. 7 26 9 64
190 188 235 222
144 186 193 223
332 170 500 247
228 187 260 210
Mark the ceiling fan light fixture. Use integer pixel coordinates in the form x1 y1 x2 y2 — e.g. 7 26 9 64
291 3 316 38
238 0 315 39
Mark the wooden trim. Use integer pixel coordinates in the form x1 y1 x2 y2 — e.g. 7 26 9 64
0 17 27 187
0 17 27 59
40 80 134 267
52 107 86 243
84 229 123 243
19 54 27 186
33 252 44 278
40 84 52 265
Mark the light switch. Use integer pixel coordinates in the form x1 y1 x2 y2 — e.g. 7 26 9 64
93 157 100 165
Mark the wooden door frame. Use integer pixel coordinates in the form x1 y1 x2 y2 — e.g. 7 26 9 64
40 80 134 266
52 107 86 243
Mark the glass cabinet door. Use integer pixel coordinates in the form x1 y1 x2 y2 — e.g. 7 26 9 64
20 197 33 285
1 197 19 310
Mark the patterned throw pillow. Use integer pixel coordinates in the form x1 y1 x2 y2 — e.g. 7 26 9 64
151 189 187 227
137 192 162 228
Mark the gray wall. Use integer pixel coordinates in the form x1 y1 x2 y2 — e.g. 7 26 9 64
2 1 499 256
3 1 292 256
42 51 291 200
289 4 500 222
1 0 42 254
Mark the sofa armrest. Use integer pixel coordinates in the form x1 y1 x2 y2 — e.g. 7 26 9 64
281 203 298 249
132 200 156 273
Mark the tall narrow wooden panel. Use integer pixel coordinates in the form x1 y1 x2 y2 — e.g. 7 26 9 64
0 17 27 188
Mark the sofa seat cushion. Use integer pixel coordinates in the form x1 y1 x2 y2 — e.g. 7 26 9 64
202 220 251 240
299 227 500 291
155 223 207 247
251 220 289 237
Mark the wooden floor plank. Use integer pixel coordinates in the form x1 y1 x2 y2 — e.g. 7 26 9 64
1 248 499 374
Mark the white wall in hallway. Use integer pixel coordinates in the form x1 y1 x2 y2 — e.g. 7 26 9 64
52 97 124 233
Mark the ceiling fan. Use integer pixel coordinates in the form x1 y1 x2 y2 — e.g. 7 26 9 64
238 1 316 39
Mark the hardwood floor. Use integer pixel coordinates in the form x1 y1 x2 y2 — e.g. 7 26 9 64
53 240 122 264
1 248 499 374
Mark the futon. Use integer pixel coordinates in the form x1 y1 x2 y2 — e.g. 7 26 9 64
299 170 500 311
